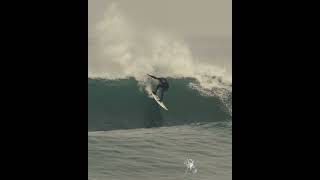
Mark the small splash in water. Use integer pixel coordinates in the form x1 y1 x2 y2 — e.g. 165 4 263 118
184 158 197 174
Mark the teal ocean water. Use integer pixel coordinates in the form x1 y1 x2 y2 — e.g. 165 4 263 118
88 78 232 180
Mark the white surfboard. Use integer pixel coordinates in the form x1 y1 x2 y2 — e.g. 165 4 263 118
151 93 168 111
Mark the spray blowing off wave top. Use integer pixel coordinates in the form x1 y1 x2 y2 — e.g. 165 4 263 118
88 78 231 131
88 3 232 92
88 3 232 131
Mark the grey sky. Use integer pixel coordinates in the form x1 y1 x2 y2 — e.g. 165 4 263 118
89 0 231 38
89 0 232 78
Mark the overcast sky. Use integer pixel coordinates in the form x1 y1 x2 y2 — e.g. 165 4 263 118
89 0 231 38
89 0 232 77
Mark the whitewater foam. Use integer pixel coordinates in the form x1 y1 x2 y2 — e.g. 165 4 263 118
88 3 232 95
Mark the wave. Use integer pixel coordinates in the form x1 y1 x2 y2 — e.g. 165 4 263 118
88 2 232 91
88 78 231 131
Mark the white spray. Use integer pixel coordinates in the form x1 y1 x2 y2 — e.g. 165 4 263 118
88 3 232 106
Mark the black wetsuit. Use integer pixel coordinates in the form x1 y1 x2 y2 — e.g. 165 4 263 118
155 78 169 101
148 74 169 101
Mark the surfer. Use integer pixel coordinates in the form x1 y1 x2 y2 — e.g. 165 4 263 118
147 74 169 102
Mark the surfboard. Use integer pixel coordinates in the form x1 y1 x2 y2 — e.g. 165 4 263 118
151 92 168 111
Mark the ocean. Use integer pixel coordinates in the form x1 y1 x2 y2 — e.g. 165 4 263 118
88 78 232 180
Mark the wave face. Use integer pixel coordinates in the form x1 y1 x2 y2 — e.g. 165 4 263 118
88 78 231 131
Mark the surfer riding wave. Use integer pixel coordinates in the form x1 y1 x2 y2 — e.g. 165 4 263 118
147 74 169 102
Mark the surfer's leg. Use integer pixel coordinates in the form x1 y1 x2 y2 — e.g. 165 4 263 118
160 87 168 101
154 84 160 94
159 88 164 101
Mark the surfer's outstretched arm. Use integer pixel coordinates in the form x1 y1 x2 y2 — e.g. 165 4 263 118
147 74 159 80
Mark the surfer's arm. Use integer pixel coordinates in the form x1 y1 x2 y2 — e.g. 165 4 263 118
147 74 159 80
